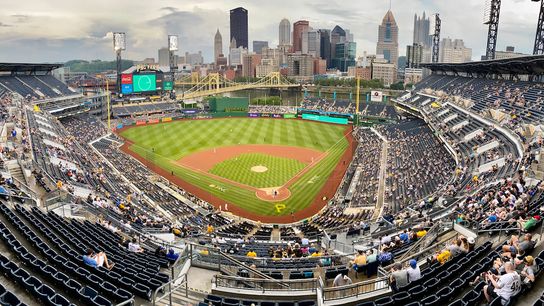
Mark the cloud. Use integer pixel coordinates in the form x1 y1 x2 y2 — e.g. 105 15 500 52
0 0 539 63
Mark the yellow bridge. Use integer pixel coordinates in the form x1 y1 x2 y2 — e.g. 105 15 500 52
175 72 300 100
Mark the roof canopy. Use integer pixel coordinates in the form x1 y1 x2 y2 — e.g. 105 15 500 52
0 63 63 73
420 55 544 75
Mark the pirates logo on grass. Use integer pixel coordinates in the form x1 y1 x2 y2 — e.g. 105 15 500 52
208 184 227 192
275 203 286 214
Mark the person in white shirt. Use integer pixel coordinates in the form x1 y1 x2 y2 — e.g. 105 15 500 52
483 262 521 303
128 238 144 253
407 259 421 283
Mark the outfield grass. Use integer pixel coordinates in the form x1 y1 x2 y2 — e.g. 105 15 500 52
209 153 306 188
120 118 349 217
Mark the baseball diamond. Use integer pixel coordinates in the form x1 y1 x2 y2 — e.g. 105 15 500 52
118 117 354 223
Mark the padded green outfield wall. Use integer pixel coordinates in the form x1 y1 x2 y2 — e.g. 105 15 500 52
209 96 249 112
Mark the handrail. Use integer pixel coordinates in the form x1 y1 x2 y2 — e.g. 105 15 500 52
152 246 190 306
115 297 135 306
397 221 442 262
321 275 389 301
213 274 318 292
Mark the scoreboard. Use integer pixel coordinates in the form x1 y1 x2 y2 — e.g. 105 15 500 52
121 71 173 95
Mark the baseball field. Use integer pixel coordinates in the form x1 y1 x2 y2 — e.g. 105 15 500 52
118 118 354 223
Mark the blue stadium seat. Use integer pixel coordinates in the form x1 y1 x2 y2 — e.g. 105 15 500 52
35 284 55 304
0 291 21 306
22 275 42 293
48 293 72 306
91 295 112 306
78 286 98 302
421 294 440 306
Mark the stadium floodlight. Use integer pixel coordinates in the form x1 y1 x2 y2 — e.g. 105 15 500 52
113 32 126 51
168 35 179 51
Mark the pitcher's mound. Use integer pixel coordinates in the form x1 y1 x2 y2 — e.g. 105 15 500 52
251 165 268 173
256 187 291 202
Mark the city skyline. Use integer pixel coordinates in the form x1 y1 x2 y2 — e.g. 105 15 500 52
0 0 540 63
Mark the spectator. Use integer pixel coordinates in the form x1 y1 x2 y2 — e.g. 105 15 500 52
407 259 421 283
366 249 377 263
128 238 144 253
483 261 521 303
350 250 367 273
246 249 257 257
83 248 114 270
520 256 538 287
333 273 353 287
390 262 408 292
166 249 180 262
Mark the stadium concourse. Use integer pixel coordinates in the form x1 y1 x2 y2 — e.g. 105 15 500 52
0 59 542 306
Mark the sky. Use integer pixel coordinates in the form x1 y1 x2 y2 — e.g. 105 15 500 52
0 0 540 63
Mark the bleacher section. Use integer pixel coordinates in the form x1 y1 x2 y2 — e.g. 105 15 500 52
0 75 77 101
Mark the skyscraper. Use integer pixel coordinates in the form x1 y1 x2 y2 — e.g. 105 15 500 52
439 38 472 63
413 12 432 48
302 30 321 58
252 41 269 54
230 7 248 49
279 18 291 46
330 25 346 60
406 43 423 68
376 10 399 66
214 29 223 63
292 20 309 52
158 47 169 67
332 41 356 72
319 29 331 68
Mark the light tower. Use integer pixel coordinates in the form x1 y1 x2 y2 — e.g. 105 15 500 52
112 32 126 94
168 35 179 99
483 0 501 60
533 0 544 55
432 14 441 63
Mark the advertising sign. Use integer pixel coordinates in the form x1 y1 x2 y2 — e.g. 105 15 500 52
283 114 296 119
121 84 133 94
163 81 173 91
248 113 260 118
272 114 282 118
121 74 133 84
371 90 383 102
301 114 348 125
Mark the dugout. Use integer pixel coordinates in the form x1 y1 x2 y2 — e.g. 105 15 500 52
209 97 249 113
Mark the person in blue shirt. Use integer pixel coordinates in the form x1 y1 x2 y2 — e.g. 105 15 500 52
83 248 114 270
166 249 179 262
399 230 409 243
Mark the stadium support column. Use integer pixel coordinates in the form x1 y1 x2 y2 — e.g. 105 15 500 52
484 0 501 60
116 50 122 95
534 0 544 55
432 14 441 63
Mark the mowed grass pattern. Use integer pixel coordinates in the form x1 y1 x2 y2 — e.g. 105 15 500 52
120 118 349 217
209 153 306 188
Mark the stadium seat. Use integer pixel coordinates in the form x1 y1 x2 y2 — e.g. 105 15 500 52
421 294 440 306
48 293 72 306
355 302 376 306
408 285 425 300
447 300 464 306
35 284 55 304
0 291 21 306
404 303 421 306
374 296 394 306
391 291 410 306
78 286 98 302
91 295 112 306
23 275 42 293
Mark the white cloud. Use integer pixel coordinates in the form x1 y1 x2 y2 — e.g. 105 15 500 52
0 0 539 62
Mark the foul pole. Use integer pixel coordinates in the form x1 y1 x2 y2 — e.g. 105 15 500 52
355 77 360 126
